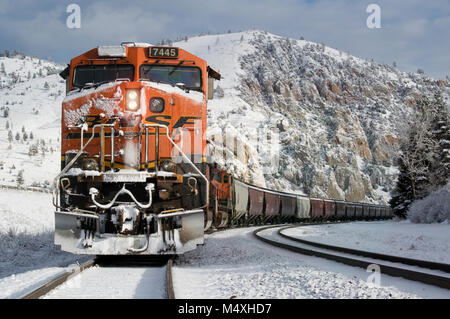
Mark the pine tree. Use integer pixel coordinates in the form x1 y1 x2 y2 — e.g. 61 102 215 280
429 91 450 187
5 121 9 130
16 170 24 186
15 132 20 141
7 130 13 142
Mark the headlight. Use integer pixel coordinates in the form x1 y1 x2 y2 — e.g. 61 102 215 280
82 158 99 171
149 97 164 113
161 160 176 172
126 89 139 111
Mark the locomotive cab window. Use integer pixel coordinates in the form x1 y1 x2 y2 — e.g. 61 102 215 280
140 65 202 90
72 64 135 88
223 175 229 184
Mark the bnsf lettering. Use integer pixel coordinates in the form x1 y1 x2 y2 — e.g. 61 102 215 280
78 115 102 128
145 115 201 128
145 115 171 126
173 116 201 128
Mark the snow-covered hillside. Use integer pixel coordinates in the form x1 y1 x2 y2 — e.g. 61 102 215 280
0 31 449 204
176 31 450 203
0 54 64 188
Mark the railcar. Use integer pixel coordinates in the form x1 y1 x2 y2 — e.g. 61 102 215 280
55 43 221 255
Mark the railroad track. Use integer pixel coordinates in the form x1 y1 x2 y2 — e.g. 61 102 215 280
20 256 175 299
254 225 450 290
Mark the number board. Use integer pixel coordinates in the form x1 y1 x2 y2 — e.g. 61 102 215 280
149 47 178 58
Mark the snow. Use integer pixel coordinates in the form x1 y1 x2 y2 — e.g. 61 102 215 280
0 189 89 298
43 265 167 299
173 226 449 299
142 81 205 104
407 182 450 223
282 221 450 264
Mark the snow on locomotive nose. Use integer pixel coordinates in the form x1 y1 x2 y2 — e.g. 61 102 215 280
54 43 221 255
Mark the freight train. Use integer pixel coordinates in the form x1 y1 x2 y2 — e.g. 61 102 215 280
54 43 391 255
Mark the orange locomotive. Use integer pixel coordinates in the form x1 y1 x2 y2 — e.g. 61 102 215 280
55 43 220 255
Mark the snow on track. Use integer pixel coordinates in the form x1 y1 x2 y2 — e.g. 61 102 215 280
282 221 450 264
43 265 167 299
173 226 450 299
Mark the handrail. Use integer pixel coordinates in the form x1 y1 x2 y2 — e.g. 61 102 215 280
143 123 209 210
52 122 116 209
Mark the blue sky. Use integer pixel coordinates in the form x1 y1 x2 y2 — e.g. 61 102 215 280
0 0 448 78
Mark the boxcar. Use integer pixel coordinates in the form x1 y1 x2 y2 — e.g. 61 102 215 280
355 204 363 218
232 179 249 225
323 199 336 220
248 187 264 224
280 194 297 222
369 206 377 219
296 196 310 220
346 202 356 219
310 198 324 220
335 201 347 219
264 191 281 223
362 204 370 219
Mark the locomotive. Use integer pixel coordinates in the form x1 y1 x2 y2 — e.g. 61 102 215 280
54 43 391 255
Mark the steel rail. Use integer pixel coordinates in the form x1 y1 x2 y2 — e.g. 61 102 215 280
20 256 176 299
166 259 175 299
20 259 97 299
278 225 450 273
253 225 450 290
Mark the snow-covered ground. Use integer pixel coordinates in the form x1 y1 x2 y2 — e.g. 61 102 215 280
173 225 450 299
43 265 167 299
282 221 450 264
0 189 88 299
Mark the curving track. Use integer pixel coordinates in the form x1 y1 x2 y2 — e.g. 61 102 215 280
21 256 175 299
254 225 450 290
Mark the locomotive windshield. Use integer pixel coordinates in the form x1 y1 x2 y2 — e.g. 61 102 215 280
72 64 134 88
139 65 202 90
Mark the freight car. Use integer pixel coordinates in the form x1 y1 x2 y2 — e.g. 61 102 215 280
207 165 392 229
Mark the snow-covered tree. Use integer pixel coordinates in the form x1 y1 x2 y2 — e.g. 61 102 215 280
390 96 438 216
15 132 20 142
28 144 38 157
16 170 24 186
7 130 13 143
428 91 450 188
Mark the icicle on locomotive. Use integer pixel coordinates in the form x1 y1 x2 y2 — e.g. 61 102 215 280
54 43 221 255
